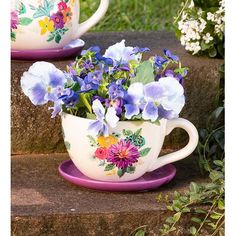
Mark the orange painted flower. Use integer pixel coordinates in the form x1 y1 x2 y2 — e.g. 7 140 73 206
62 7 73 23
97 135 118 148
38 17 54 35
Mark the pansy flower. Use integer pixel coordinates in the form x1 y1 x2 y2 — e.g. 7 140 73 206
164 49 179 61
88 99 119 137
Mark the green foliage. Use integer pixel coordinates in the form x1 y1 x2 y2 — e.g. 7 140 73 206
139 148 151 157
159 65 225 235
19 17 33 26
80 0 182 32
131 61 155 85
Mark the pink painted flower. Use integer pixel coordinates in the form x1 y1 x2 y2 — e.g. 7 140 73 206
11 11 19 29
95 147 109 160
58 2 68 11
107 140 140 169
50 12 65 29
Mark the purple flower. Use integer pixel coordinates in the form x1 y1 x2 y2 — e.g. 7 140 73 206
107 140 140 169
11 11 19 29
132 47 150 54
60 89 79 108
105 98 124 116
108 80 126 99
163 70 184 85
154 56 168 68
79 71 102 92
124 83 145 119
89 46 113 66
164 49 179 61
50 12 64 29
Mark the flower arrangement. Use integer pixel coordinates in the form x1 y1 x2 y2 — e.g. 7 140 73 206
21 40 188 177
21 40 188 136
174 0 224 57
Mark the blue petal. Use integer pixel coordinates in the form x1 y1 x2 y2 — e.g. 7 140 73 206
48 102 62 118
144 82 165 101
88 120 104 136
142 102 159 122
29 83 47 105
124 104 140 119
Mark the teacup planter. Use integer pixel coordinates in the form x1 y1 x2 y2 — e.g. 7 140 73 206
21 40 199 189
11 0 109 50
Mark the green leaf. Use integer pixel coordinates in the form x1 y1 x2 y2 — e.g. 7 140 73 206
87 135 97 146
80 93 92 113
210 213 221 220
99 161 106 166
86 113 96 120
55 34 62 43
189 226 197 235
64 141 71 150
195 209 207 214
191 217 202 224
11 31 16 41
133 128 142 138
135 230 145 236
122 129 133 136
139 148 151 157
218 199 225 210
117 168 126 178
19 2 26 14
126 166 135 174
47 33 55 42
209 46 217 58
166 216 175 224
19 17 33 26
105 164 115 171
173 212 181 221
131 61 155 84
213 160 224 167
190 182 200 193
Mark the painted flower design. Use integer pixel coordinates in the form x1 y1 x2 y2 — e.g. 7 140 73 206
38 17 54 35
95 148 109 160
50 12 65 29
62 7 73 23
58 1 67 11
107 140 140 169
11 11 19 29
97 135 118 148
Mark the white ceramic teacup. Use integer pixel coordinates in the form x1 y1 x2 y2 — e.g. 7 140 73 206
11 0 109 50
61 113 199 182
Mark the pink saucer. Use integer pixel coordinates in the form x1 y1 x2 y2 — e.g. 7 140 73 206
11 39 85 60
58 160 176 192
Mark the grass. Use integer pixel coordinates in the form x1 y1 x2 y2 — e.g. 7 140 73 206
80 0 182 32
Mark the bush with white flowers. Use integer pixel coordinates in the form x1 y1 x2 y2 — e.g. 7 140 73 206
175 0 224 57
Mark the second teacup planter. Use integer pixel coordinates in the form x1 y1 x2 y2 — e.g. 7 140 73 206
11 0 109 50
62 113 198 182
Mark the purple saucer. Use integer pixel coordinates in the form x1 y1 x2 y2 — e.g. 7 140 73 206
58 160 176 192
11 39 85 60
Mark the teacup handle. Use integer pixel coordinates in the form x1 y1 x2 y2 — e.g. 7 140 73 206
147 118 199 172
76 0 109 38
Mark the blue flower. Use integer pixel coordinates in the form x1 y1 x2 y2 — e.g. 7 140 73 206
124 83 146 119
164 70 184 85
164 49 179 61
154 56 168 68
78 71 102 92
142 77 185 121
21 62 67 105
90 46 113 66
59 89 79 108
88 99 119 137
108 79 126 99
132 47 150 54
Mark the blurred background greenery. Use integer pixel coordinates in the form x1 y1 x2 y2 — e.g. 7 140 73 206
80 0 182 32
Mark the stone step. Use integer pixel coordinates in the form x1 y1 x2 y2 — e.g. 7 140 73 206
11 31 223 154
12 153 207 236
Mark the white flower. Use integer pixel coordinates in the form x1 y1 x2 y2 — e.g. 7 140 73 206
103 40 140 65
203 33 214 44
207 12 215 21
